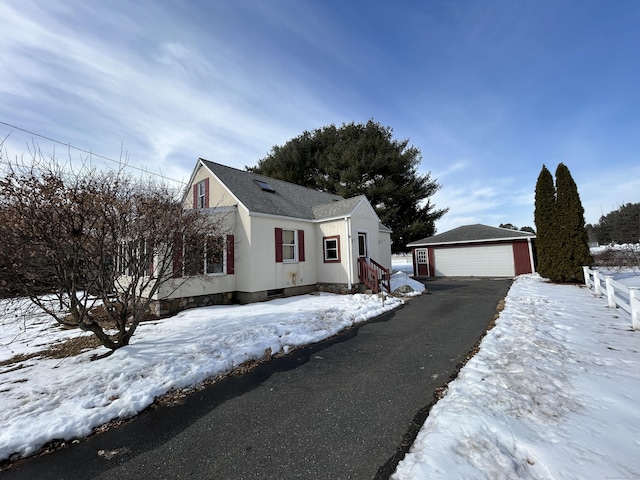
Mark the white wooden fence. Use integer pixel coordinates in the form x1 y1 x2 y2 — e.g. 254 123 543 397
583 266 640 330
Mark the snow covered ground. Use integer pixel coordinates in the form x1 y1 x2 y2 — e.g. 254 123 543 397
1 268 639 478
0 285 412 463
393 272 640 480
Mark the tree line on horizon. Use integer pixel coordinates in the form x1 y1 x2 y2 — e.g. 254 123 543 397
498 223 536 234
587 202 640 245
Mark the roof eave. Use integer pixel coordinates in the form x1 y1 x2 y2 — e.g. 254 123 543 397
247 210 315 223
407 235 536 247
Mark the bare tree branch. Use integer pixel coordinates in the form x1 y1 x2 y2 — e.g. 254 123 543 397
0 149 221 354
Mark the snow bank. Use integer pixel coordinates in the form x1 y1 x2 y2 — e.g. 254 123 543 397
390 272 426 296
393 274 640 480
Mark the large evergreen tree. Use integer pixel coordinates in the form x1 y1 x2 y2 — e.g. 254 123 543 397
250 120 447 252
534 165 556 279
553 163 592 282
534 163 592 282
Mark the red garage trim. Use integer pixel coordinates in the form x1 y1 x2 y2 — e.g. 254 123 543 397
512 240 533 275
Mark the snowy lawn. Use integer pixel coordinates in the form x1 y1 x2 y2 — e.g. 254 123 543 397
0 291 404 462
393 273 640 480
3 270 639 477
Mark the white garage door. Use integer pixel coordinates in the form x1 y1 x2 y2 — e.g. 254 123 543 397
433 244 515 277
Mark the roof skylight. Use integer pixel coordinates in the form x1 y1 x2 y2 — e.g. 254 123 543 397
255 179 275 193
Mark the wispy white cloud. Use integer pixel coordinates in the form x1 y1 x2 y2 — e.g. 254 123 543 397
0 0 346 183
431 172 538 233
1 0 638 229
432 160 470 179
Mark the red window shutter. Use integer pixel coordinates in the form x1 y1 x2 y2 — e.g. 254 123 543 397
226 234 234 274
192 184 198 209
275 228 283 263
204 178 210 208
172 235 183 278
298 230 305 262
148 240 155 276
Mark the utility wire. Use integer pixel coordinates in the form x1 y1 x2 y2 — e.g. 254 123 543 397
0 120 187 185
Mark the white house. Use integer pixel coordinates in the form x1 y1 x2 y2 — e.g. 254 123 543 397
152 159 392 314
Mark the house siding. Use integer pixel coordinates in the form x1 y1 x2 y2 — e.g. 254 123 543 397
349 202 389 275
378 229 392 269
316 220 350 284
152 210 238 304
184 165 239 210
245 216 316 293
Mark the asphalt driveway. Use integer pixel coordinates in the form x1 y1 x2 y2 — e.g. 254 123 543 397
3 278 513 480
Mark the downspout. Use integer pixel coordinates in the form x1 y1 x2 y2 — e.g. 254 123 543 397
527 237 535 273
345 217 353 290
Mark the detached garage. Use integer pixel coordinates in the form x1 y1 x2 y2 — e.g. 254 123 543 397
407 224 536 278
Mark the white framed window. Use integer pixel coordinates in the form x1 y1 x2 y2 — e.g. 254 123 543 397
357 232 368 258
184 237 203 276
183 235 226 276
117 239 153 277
275 228 304 263
417 249 428 264
282 229 297 262
197 180 207 209
323 236 340 262
173 234 234 278
205 236 225 274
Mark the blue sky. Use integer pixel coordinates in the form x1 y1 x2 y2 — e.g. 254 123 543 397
2 0 639 235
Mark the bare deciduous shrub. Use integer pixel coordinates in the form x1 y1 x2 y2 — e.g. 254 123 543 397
0 147 220 355
592 245 640 274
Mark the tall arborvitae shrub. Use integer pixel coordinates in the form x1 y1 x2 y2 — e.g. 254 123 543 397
552 163 592 282
534 165 556 279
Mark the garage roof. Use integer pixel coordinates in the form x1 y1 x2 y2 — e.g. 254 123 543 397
407 224 535 247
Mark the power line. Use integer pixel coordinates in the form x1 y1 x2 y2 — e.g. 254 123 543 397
0 120 187 185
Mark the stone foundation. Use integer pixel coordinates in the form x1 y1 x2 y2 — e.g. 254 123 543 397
151 282 363 316
236 284 317 304
315 283 362 294
152 284 320 316
150 291 235 316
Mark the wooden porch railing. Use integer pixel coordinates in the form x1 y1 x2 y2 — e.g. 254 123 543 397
358 258 391 294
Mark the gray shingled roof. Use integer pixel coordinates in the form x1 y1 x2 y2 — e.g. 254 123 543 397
407 224 535 247
200 159 346 219
312 195 367 220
